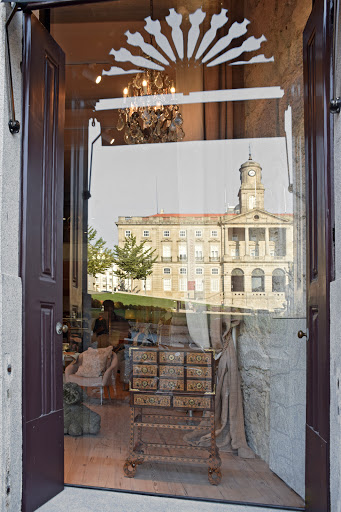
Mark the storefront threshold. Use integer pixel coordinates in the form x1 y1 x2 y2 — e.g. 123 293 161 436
36 485 305 512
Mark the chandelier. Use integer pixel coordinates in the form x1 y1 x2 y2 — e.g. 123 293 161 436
116 69 185 144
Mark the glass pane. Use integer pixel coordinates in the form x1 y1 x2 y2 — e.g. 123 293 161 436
51 0 310 506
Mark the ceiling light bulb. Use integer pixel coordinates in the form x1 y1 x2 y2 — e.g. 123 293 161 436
123 87 128 96
110 138 115 145
142 79 148 87
170 86 176 93
95 75 102 84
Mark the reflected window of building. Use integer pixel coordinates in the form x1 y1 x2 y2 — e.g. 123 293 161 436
179 245 187 261
210 245 219 261
143 230 150 237
179 230 186 238
179 278 187 292
195 230 202 237
163 268 171 274
211 279 219 292
162 245 171 262
252 268 265 292
250 248 259 258
195 268 203 275
249 196 256 209
125 230 131 238
142 279 152 291
211 268 219 275
163 230 170 237
195 245 203 261
211 230 218 237
179 267 187 275
231 268 244 292
272 268 286 292
163 279 172 291
195 279 204 292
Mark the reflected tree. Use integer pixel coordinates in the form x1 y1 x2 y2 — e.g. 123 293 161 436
113 235 157 292
87 226 115 277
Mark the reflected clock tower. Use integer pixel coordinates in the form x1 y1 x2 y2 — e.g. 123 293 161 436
238 151 265 213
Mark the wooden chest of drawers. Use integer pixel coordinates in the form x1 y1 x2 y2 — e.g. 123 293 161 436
124 346 221 485
130 347 215 408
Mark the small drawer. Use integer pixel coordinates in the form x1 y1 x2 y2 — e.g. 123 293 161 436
132 351 157 363
186 352 211 365
132 378 157 391
133 393 171 407
159 379 184 391
159 365 184 378
186 380 212 392
133 364 158 377
187 366 212 379
159 351 184 364
173 396 211 409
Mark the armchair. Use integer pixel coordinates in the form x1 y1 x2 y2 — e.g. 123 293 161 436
65 348 118 405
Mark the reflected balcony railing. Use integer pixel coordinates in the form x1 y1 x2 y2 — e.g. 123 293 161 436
209 256 220 262
178 256 187 262
161 256 172 262
195 257 204 262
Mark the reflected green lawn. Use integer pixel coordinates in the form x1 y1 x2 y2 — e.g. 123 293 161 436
91 292 176 309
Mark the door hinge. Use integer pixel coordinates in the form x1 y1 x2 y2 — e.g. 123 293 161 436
5 5 20 134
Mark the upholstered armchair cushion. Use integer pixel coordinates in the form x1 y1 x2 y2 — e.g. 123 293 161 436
75 346 112 378
65 349 118 398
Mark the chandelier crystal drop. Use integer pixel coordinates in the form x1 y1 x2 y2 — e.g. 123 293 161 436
117 70 185 144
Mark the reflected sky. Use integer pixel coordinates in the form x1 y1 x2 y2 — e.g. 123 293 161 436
88 120 292 247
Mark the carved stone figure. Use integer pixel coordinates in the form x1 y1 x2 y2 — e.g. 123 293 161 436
63 382 101 436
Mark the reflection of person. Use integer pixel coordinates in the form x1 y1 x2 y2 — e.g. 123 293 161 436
93 315 108 337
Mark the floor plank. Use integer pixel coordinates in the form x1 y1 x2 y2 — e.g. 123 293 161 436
64 382 304 508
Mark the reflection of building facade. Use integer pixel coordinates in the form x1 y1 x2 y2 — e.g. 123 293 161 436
116 155 293 311
88 264 119 293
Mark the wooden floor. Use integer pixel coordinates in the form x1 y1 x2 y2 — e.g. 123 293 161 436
64 383 304 508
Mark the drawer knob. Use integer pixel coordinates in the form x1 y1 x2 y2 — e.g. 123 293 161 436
142 367 148 373
189 399 195 406
196 355 202 362
169 354 175 361
142 380 148 387
196 369 203 376
142 354 147 360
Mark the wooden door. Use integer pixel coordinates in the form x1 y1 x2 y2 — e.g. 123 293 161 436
22 13 65 512
303 0 332 510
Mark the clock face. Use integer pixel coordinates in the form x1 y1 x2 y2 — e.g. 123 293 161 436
248 169 256 177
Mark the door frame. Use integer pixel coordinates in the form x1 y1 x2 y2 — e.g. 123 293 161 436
19 0 333 509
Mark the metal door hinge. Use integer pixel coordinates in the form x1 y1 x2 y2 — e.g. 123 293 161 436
5 5 20 134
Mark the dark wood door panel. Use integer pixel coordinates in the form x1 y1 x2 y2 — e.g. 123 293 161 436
22 13 65 512
303 0 331 510
25 413 64 512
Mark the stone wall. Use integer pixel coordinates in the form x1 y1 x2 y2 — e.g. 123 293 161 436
0 4 23 511
237 314 306 498
330 11 341 512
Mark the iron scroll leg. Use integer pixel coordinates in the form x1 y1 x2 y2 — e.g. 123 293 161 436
124 406 144 478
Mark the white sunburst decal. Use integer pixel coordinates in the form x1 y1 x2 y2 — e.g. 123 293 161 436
96 8 282 112
102 7 274 77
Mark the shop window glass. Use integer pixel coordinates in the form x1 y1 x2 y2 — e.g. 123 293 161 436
51 0 309 507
